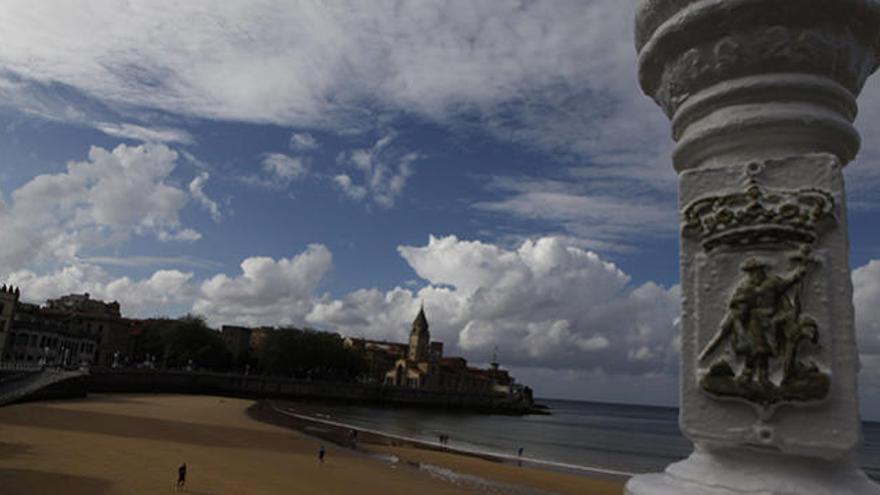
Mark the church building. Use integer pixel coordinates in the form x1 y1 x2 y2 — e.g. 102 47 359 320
385 305 442 388
381 306 531 404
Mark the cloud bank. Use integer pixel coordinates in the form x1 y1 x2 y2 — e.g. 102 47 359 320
7 235 681 375
1 1 876 243
0 143 203 273
6 233 879 403
0 1 673 179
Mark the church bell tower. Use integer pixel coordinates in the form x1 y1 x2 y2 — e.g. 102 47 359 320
407 304 430 362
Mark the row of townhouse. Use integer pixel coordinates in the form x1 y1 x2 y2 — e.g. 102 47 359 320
0 287 132 368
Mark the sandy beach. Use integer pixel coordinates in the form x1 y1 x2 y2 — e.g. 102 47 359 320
0 394 624 494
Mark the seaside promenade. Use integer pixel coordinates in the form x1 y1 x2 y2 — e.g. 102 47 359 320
0 394 623 494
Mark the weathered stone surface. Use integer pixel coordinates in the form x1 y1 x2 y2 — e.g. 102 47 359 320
626 0 880 493
636 0 880 117
627 447 878 495
635 0 880 171
679 154 860 457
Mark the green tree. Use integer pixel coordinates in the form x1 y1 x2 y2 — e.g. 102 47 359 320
129 321 166 363
256 327 364 380
161 315 232 371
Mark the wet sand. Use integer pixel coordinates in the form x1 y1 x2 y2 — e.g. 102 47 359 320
253 399 626 495
0 394 624 494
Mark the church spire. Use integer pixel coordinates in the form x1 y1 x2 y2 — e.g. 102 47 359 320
408 303 430 362
411 302 428 336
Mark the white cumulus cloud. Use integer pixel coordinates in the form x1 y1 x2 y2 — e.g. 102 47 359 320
308 235 681 374
7 234 880 405
0 143 200 274
193 244 333 326
6 263 195 317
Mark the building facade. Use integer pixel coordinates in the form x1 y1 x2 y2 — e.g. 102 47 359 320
385 306 442 388
0 286 20 361
43 293 129 366
0 291 132 367
381 307 531 403
343 337 407 383
2 299 97 367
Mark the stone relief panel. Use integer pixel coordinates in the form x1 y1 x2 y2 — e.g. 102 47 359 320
683 159 836 419
697 249 829 413
677 154 862 455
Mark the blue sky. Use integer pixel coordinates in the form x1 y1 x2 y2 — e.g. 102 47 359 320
1 1 879 415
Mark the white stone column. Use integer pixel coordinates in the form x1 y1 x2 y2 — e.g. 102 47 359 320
628 1 880 494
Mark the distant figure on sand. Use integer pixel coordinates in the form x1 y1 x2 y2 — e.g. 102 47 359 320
517 447 524 466
319 445 325 464
176 462 186 490
349 429 358 446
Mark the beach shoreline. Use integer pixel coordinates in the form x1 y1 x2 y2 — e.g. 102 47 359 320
0 394 625 494
250 398 633 481
249 398 628 494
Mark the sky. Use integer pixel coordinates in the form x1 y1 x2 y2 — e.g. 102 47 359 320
0 1 879 415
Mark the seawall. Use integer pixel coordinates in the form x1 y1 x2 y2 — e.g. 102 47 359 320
85 368 537 414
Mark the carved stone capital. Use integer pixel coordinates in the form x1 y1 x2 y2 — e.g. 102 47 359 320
635 0 880 171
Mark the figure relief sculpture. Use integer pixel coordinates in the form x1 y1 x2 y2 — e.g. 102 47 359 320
698 248 829 410
683 167 837 414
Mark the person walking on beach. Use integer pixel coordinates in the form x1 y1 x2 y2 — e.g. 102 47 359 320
517 447 524 467
176 462 187 491
318 445 325 464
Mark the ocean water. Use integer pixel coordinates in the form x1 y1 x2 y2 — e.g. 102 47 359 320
299 399 880 479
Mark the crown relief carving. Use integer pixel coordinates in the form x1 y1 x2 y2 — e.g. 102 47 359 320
684 161 837 415
682 163 836 252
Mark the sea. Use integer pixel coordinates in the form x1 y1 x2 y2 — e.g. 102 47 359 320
299 399 880 480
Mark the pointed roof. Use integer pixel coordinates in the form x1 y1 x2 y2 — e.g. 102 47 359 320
411 304 429 335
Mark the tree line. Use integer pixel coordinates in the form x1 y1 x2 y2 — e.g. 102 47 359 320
128 315 365 381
